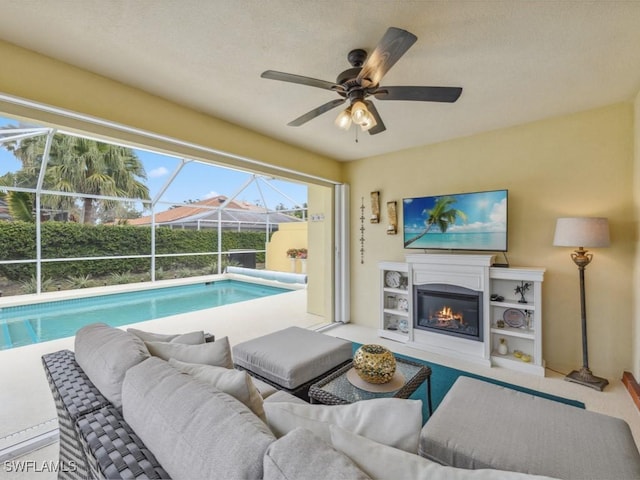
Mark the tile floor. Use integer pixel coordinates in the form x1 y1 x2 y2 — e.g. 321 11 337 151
0 288 638 478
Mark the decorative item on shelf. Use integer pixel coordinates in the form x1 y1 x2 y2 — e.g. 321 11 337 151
490 294 504 302
386 295 397 309
370 191 380 223
525 310 533 330
503 308 526 328
498 338 508 355
496 319 505 328
520 354 532 363
386 201 397 234
398 318 409 334
359 198 366 264
397 297 409 312
553 216 610 391
353 344 397 384
385 270 402 288
514 281 531 303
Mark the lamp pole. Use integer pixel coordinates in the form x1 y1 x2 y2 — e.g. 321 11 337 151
565 247 609 391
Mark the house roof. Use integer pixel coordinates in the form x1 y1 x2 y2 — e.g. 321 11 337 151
128 195 300 227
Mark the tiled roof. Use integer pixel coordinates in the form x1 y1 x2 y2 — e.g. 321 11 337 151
127 195 299 227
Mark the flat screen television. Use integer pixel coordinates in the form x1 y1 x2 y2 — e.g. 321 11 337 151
403 189 508 251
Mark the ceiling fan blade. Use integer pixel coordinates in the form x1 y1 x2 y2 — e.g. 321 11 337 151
287 98 346 126
365 101 386 135
373 86 463 103
261 70 340 91
357 27 417 88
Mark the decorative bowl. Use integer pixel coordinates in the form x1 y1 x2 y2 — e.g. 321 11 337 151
353 344 397 384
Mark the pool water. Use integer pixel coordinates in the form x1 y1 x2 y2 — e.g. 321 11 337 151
0 280 288 350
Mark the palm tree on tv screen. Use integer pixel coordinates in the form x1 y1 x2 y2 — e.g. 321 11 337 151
404 196 467 248
1 130 149 224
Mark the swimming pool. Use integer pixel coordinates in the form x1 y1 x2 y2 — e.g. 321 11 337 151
0 280 288 350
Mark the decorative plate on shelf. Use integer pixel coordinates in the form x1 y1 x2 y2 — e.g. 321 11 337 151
385 271 402 288
503 308 526 328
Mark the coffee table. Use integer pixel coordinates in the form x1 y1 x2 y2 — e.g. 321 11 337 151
308 357 433 415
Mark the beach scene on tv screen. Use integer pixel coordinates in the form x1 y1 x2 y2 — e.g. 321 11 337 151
403 190 507 251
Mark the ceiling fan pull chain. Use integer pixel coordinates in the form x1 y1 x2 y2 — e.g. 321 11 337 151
355 127 359 143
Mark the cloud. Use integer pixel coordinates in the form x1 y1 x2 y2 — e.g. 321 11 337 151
449 199 507 233
203 190 220 199
148 166 169 178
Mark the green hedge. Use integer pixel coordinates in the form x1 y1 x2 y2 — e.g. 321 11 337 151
0 221 267 281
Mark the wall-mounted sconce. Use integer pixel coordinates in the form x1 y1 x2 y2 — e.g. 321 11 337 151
387 201 397 235
370 191 380 223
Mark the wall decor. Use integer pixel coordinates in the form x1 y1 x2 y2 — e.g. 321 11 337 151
386 201 397 235
370 191 380 223
359 197 366 264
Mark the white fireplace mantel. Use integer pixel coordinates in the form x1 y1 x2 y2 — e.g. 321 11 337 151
405 254 495 366
379 254 546 375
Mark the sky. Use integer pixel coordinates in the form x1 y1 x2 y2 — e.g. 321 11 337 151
0 115 307 212
403 189 507 234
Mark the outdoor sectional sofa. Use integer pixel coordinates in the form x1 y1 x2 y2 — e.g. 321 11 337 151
41 323 640 480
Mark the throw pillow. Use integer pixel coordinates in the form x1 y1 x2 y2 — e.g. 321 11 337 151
263 427 371 480
127 327 206 345
74 323 149 408
169 358 265 420
145 336 233 368
329 425 553 480
263 397 423 453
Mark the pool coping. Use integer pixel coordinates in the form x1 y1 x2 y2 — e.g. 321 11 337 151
0 272 305 309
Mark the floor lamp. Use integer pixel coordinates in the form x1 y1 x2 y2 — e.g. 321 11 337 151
553 217 610 391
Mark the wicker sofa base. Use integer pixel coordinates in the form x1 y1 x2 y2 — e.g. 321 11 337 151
42 350 168 480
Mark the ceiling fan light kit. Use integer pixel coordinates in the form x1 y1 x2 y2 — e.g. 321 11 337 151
261 27 462 135
334 107 352 130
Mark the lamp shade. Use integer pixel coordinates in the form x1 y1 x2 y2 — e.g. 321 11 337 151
553 217 610 248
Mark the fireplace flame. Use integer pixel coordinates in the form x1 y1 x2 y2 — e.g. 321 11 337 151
436 306 464 324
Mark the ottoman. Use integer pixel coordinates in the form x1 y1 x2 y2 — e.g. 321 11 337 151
419 376 640 480
232 327 352 401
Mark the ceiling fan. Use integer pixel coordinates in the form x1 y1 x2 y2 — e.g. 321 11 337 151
261 27 462 135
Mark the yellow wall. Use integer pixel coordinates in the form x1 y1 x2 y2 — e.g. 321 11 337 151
345 103 635 379
265 223 308 273
307 184 335 319
634 91 640 379
0 40 343 185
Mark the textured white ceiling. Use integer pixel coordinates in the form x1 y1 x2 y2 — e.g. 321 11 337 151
1 1 640 161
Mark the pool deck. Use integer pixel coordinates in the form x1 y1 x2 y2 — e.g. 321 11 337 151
1 284 639 477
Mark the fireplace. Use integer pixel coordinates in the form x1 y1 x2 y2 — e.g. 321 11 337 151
413 283 483 342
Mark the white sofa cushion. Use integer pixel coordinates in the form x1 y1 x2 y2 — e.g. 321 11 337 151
74 323 149 408
263 427 371 480
127 327 205 344
169 358 265 420
263 398 423 453
122 357 274 480
145 335 233 368
420 376 640 480
330 425 556 480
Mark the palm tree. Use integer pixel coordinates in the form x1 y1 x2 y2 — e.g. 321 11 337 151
2 131 150 223
404 196 468 248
